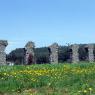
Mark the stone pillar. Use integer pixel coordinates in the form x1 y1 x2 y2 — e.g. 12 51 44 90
25 41 35 65
0 40 8 65
71 44 79 63
49 43 58 64
88 44 94 62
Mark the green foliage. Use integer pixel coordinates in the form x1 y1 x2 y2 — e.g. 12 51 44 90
35 47 50 64
58 46 70 62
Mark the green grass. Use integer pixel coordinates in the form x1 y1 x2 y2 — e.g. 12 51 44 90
0 62 95 95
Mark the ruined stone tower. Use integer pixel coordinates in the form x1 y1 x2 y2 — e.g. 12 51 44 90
25 41 35 65
0 40 8 65
49 43 58 63
71 44 79 63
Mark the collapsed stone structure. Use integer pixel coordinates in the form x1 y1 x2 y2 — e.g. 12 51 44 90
0 40 8 65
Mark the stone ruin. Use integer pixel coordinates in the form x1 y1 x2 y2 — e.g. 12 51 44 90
25 41 35 65
70 44 79 63
0 40 8 65
0 39 95 65
67 44 95 63
84 44 94 62
49 43 59 64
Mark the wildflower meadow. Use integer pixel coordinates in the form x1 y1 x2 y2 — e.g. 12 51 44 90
0 62 95 95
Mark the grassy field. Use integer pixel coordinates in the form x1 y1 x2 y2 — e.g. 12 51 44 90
0 62 95 95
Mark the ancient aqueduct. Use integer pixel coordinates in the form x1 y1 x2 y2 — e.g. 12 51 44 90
0 40 94 65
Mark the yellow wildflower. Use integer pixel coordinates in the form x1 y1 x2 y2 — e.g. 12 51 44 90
89 88 92 91
83 90 87 93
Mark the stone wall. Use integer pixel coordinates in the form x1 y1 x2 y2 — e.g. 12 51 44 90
0 40 8 65
49 43 58 63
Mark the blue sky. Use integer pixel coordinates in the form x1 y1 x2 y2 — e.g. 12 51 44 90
0 0 95 53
